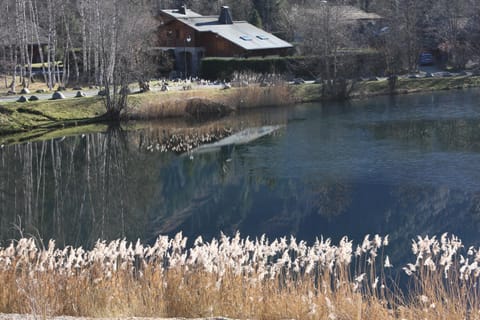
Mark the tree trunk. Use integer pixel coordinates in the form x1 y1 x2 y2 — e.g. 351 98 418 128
30 0 49 85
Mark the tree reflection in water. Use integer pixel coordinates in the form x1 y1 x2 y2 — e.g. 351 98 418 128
2 93 480 269
0 109 291 247
0 125 160 247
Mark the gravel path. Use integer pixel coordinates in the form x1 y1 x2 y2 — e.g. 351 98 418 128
0 83 224 104
0 315 233 320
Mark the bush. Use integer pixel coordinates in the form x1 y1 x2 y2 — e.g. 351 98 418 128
200 56 306 80
200 52 386 81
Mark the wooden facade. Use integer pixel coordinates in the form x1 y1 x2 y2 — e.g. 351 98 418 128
158 18 291 58
157 7 292 76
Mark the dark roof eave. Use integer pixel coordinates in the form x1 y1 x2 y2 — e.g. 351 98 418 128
243 46 294 51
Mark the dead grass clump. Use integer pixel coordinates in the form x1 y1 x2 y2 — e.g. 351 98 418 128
125 98 189 120
223 84 297 110
1 233 480 319
125 84 294 121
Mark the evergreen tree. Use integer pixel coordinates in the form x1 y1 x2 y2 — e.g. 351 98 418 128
248 8 263 28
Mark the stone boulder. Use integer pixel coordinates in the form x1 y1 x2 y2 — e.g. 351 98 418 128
7 90 16 95
57 86 67 91
293 78 305 85
17 96 28 103
52 92 66 100
98 90 107 96
75 91 87 98
36 89 46 93
20 88 30 94
29 95 40 101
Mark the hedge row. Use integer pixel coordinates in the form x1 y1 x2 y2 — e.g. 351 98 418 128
199 52 386 80
199 56 305 80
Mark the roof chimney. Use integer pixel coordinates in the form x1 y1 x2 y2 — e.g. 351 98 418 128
218 6 233 24
178 5 186 15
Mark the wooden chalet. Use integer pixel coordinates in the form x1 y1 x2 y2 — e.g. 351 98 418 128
0 21 49 64
157 5 293 76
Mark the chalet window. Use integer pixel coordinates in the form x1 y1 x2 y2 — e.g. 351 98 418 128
256 35 269 40
240 35 252 41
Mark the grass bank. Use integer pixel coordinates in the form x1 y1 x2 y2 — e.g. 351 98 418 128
1 76 480 144
0 96 105 144
0 85 294 144
290 75 480 103
0 233 477 319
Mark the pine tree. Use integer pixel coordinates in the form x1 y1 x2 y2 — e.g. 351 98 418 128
248 8 263 28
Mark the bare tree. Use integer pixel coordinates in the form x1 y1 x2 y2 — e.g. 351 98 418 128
59 0 80 84
28 0 49 85
465 0 480 66
431 0 469 69
376 0 430 72
294 1 355 99
93 0 157 118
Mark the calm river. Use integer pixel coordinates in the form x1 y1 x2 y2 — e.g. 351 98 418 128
1 89 480 263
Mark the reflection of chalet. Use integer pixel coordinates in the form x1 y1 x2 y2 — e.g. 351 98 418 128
157 5 293 76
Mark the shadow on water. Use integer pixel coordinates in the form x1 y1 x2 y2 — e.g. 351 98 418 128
1 90 480 272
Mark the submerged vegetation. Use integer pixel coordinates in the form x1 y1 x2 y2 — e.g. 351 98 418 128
0 233 479 319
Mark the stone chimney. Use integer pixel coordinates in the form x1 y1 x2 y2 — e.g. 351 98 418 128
178 5 187 15
218 6 233 24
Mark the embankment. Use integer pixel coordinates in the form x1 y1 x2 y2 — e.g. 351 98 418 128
1 75 479 144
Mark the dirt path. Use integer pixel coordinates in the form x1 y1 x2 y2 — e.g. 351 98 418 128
0 315 233 320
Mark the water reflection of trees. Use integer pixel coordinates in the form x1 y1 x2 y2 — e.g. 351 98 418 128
4 102 480 256
0 127 160 247
0 109 291 247
369 119 480 152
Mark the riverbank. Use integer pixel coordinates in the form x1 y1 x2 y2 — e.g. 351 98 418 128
1 75 479 144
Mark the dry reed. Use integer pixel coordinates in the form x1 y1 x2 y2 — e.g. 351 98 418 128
221 84 296 110
124 83 295 121
1 233 479 319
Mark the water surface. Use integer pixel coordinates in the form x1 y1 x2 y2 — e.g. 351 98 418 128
1 89 480 264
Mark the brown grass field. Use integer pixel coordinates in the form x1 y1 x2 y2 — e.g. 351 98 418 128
1 233 479 319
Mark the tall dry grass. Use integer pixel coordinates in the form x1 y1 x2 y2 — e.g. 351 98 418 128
1 233 480 319
222 84 296 110
124 82 295 121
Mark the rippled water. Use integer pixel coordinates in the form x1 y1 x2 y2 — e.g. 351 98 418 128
1 89 480 263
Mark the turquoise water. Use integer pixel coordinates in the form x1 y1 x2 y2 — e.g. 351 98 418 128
1 89 480 264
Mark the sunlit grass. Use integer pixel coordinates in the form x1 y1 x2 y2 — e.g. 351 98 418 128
352 76 480 97
1 233 479 319
125 84 295 120
2 76 480 141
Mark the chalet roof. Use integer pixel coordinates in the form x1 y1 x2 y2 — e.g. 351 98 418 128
338 5 382 21
302 5 382 21
161 8 203 19
0 21 49 46
160 8 293 51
